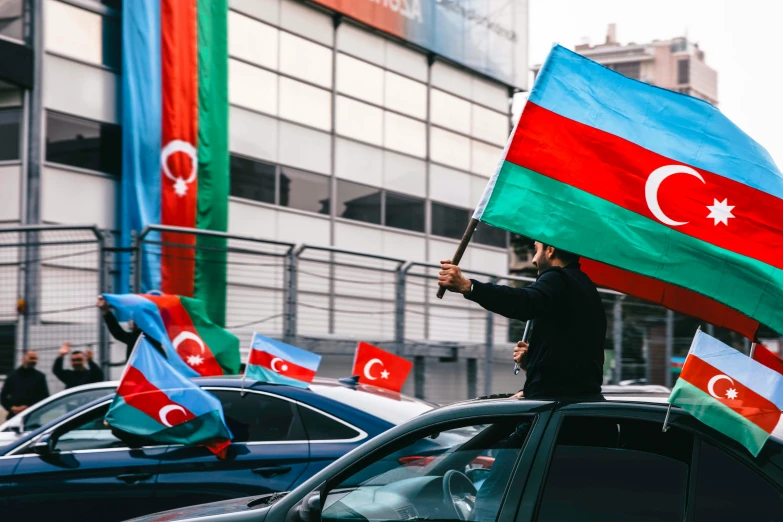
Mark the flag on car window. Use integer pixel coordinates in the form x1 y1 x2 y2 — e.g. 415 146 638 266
244 333 321 389
105 335 232 457
352 341 412 393
103 293 240 376
669 331 783 456
752 344 783 378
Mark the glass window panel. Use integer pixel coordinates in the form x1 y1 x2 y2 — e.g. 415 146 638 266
24 388 112 431
678 59 690 84
431 89 471 134
384 111 425 158
474 222 507 248
336 53 384 106
45 111 121 176
431 202 470 240
384 71 426 119
230 155 276 204
279 32 332 88
228 10 278 70
45 0 119 68
0 0 24 41
336 180 381 225
0 108 21 161
385 192 424 232
430 127 471 171
229 59 278 115
210 390 307 442
611 61 641 80
279 167 330 215
335 96 383 146
471 140 503 177
472 105 508 146
279 77 331 131
298 405 360 441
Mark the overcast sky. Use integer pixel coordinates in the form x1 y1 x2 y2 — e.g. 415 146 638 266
524 0 783 168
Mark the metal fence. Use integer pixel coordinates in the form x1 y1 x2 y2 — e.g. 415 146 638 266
0 224 759 403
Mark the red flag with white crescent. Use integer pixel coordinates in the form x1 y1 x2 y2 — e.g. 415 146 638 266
352 342 412 393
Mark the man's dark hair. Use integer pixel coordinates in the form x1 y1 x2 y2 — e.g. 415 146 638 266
542 243 580 265
71 350 84 356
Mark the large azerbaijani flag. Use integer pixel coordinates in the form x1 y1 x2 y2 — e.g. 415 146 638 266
669 331 783 456
475 45 783 339
121 0 229 325
103 293 240 377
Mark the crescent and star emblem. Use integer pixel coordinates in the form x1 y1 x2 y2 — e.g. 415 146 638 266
363 358 390 380
645 165 735 227
172 332 206 367
161 139 198 197
707 374 739 400
270 357 289 373
159 404 187 428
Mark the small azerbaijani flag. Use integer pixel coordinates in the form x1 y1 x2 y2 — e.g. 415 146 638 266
669 330 783 456
105 336 232 456
245 334 321 389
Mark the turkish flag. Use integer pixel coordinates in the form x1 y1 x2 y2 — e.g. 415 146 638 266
752 344 783 377
352 342 412 393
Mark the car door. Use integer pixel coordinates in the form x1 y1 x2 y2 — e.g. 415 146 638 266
152 388 310 513
7 401 168 522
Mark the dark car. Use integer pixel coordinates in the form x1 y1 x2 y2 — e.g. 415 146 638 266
131 394 783 522
0 376 434 522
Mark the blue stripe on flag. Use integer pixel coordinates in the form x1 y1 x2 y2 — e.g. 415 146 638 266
250 334 321 372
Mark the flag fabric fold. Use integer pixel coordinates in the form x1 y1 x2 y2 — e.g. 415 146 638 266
752 344 783 378
102 293 240 377
474 44 783 339
669 331 783 456
352 342 412 393
244 334 321 389
105 336 232 456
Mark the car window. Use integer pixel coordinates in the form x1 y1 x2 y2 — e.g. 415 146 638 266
322 417 535 522
209 390 306 443
46 404 157 452
694 440 783 520
536 416 693 522
24 388 113 431
298 404 361 441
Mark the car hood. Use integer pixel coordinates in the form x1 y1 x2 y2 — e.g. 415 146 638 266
125 493 287 522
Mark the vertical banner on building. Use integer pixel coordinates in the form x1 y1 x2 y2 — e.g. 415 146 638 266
122 0 229 325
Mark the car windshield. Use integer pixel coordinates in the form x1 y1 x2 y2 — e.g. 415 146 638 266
309 384 434 425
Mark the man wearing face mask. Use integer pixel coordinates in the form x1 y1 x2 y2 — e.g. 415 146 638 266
438 241 606 400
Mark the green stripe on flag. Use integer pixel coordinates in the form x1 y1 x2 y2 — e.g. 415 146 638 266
195 0 229 326
105 395 167 435
181 296 240 374
480 161 783 334
670 379 769 456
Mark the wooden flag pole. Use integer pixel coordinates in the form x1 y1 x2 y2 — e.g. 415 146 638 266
436 218 479 299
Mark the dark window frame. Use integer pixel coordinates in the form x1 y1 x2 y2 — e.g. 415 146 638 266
0 106 22 162
207 388 307 444
678 59 690 85
44 110 122 176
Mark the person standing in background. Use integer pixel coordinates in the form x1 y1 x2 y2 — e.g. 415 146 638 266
97 295 141 362
1 350 49 419
53 342 105 389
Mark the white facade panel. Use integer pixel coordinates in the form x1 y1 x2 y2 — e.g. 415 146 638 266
384 72 426 119
230 0 279 25
470 174 490 208
335 138 383 187
383 151 425 197
229 59 278 116
431 61 472 99
229 106 279 162
334 221 383 256
472 77 509 113
469 247 508 276
431 89 471 135
228 199 278 239
430 127 471 171
44 55 118 124
385 41 428 82
228 11 279 70
383 112 425 158
336 53 384 106
279 0 334 47
472 104 509 146
41 167 116 229
335 96 383 147
44 0 102 65
278 121 331 175
336 23 385 66
279 32 333 88
471 140 503 177
0 165 21 222
429 164 471 208
382 230 425 262
277 210 330 245
278 76 331 131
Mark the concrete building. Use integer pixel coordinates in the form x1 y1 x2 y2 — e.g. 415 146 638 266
0 0 530 401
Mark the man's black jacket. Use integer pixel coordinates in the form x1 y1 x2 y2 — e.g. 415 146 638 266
466 263 606 399
1 367 49 418
102 311 141 361
53 357 105 389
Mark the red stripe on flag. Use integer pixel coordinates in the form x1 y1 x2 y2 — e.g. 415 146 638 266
680 354 780 434
144 295 224 376
753 344 783 378
509 103 783 273
118 365 196 428
160 0 199 296
581 259 759 340
249 349 317 383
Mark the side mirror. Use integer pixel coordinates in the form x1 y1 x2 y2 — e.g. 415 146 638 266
31 433 55 455
296 492 322 522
